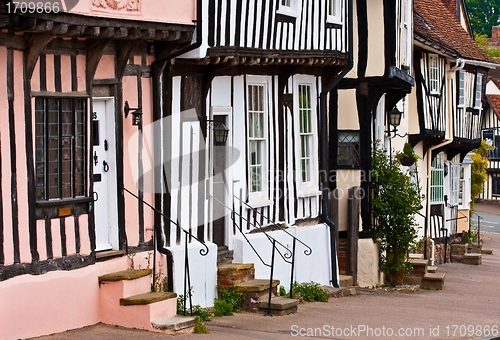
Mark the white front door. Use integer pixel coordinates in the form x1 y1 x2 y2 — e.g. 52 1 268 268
93 98 119 251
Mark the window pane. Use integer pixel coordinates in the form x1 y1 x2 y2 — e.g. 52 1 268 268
75 99 86 197
47 99 59 199
338 131 360 167
299 84 313 182
35 99 46 200
247 85 266 194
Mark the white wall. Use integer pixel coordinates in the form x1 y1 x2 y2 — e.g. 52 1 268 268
232 224 332 289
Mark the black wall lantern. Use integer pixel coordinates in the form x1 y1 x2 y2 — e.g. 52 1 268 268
207 120 230 145
124 101 143 126
388 108 402 127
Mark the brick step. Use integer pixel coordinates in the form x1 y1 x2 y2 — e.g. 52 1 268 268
339 275 353 287
463 253 482 265
152 315 197 334
217 246 234 264
427 266 438 273
422 273 446 290
409 259 429 278
258 296 299 316
482 248 493 255
99 269 153 299
232 279 280 312
217 263 255 289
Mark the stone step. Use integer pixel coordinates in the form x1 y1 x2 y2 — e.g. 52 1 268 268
409 253 424 260
120 292 177 306
322 285 357 298
99 269 152 282
234 279 280 292
339 275 353 287
409 259 428 278
152 315 197 334
402 275 421 285
217 263 255 288
464 253 482 265
258 296 299 316
99 269 153 300
217 246 234 264
427 266 438 273
482 248 493 255
409 259 429 267
422 273 446 290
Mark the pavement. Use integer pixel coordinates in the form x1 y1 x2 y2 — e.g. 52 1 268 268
31 231 500 340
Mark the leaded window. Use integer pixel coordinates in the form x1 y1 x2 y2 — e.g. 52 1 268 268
475 74 483 109
35 97 87 200
429 55 439 94
430 153 444 203
458 71 465 107
338 131 360 167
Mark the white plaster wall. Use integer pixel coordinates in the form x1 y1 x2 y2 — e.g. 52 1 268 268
232 224 332 290
486 80 500 95
170 242 217 308
365 0 385 77
357 239 383 288
337 89 359 129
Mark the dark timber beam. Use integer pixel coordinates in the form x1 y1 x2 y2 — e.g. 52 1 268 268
86 40 110 87
116 41 140 80
25 34 54 79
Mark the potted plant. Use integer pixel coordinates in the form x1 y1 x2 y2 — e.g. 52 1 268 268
396 142 421 166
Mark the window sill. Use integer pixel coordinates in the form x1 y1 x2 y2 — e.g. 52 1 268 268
36 197 92 207
297 189 322 198
246 199 273 209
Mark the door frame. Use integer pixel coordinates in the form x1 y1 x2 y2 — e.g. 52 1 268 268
92 97 119 250
209 106 233 248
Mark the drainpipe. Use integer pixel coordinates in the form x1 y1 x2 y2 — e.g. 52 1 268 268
150 0 203 292
319 0 353 288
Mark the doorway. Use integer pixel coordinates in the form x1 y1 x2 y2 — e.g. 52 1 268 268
92 98 119 251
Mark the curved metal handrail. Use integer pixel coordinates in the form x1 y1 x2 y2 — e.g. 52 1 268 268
234 195 313 256
211 195 293 264
121 186 209 256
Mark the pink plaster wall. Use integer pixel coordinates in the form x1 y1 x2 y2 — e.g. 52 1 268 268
141 76 154 243
37 219 47 261
13 50 31 264
65 216 76 256
79 215 91 256
61 55 72 92
68 0 196 26
122 75 140 247
94 55 115 80
51 218 62 259
31 58 40 92
0 266 100 340
77 55 86 92
0 46 13 266
46 54 55 92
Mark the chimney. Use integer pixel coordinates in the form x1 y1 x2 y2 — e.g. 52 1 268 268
493 26 500 42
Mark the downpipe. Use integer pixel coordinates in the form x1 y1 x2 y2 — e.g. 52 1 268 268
319 0 353 288
150 0 203 292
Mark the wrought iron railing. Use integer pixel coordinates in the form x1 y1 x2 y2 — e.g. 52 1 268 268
211 194 311 315
121 186 209 317
470 211 483 246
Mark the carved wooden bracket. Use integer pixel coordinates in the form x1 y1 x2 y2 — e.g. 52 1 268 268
24 34 55 80
116 40 141 80
86 40 111 87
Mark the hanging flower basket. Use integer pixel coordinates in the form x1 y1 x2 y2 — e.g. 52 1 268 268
400 156 416 166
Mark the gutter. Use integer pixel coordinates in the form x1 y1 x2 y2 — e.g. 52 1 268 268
150 0 203 292
460 58 499 70
319 0 353 288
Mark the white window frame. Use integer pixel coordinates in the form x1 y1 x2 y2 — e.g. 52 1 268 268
246 77 269 203
429 54 440 94
278 0 297 17
401 0 412 68
327 0 342 24
294 75 319 196
475 73 483 109
430 153 445 204
450 163 460 206
458 70 465 107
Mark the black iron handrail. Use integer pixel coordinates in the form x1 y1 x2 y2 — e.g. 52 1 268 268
470 211 483 246
121 186 209 317
234 195 313 299
211 195 291 316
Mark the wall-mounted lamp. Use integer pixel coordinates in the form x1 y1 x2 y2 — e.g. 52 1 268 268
388 108 402 127
124 101 143 126
207 120 230 145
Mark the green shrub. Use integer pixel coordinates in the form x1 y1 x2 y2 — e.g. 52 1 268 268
213 299 234 316
213 287 244 317
278 285 287 297
194 317 209 334
177 292 212 321
291 281 329 302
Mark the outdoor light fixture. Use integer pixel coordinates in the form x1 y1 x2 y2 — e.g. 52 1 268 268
124 101 143 126
213 122 230 145
388 108 402 127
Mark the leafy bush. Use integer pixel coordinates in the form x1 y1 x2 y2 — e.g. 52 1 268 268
213 299 234 316
278 285 288 297
291 281 329 302
461 232 470 244
194 317 209 334
177 292 212 321
372 145 423 286
471 140 494 210
213 287 244 316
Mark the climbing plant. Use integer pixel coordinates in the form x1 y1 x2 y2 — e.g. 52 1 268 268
470 140 494 211
371 145 423 286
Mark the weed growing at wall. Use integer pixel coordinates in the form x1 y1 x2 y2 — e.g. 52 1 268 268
213 287 244 316
372 145 423 286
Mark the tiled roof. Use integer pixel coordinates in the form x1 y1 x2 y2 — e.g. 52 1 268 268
414 0 497 63
487 94 500 120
